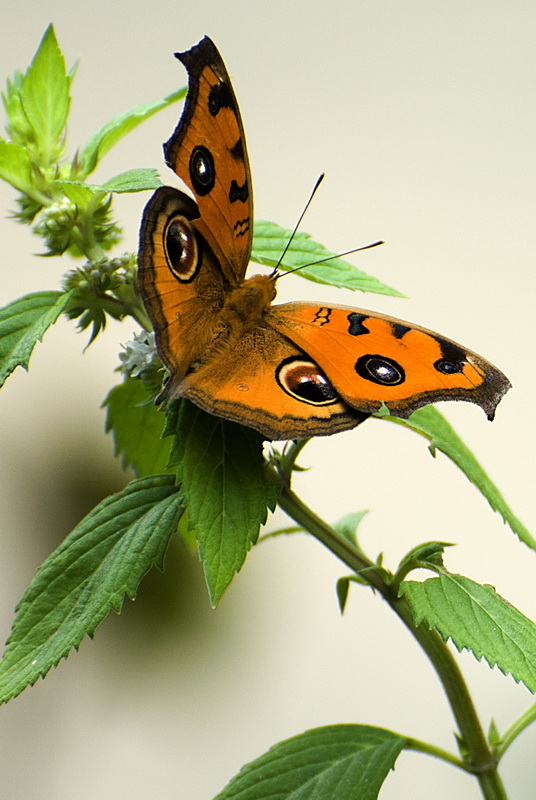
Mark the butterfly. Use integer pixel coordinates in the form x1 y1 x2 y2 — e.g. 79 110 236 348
137 36 510 441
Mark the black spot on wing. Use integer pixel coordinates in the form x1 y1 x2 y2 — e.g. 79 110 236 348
189 145 215 195
355 355 405 386
229 179 249 203
230 138 244 161
234 218 250 238
434 338 468 375
208 81 234 115
348 312 369 336
312 307 332 326
392 322 411 339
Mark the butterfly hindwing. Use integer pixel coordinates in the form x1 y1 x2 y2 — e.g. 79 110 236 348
177 323 368 440
138 185 227 385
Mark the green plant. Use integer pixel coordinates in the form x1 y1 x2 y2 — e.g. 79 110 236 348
0 26 534 800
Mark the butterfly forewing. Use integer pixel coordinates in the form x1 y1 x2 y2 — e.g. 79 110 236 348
269 303 511 420
164 37 253 286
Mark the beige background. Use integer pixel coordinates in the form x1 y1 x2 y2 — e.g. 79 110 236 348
0 1 535 798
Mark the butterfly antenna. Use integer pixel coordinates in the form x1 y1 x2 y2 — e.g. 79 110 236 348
270 173 325 277
282 240 384 277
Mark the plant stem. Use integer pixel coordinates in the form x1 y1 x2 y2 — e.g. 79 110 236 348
496 701 536 760
126 302 152 332
404 737 465 769
276 481 508 800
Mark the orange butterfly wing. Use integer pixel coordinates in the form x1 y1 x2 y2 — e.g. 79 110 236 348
164 36 253 285
178 322 367 440
139 36 254 392
268 303 511 420
139 185 230 386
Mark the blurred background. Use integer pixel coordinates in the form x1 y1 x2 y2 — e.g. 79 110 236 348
0 2 535 798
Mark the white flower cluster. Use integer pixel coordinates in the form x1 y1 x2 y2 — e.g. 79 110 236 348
119 330 158 378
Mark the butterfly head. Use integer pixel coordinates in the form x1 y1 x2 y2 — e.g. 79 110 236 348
232 272 277 318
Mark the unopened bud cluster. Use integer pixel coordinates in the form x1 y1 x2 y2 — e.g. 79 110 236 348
33 194 122 256
62 253 140 343
33 198 78 253
62 253 136 295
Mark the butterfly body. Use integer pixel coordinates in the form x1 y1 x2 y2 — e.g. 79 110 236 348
138 37 510 440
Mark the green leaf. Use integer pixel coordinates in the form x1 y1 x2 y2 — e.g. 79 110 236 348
400 573 536 693
2 71 27 141
18 25 71 164
333 510 369 546
252 220 403 296
0 290 73 388
100 168 162 193
79 87 186 175
58 170 162 197
53 180 106 207
396 540 454 578
173 401 280 605
379 406 536 550
488 719 501 748
336 575 364 613
214 724 407 800
0 141 34 194
0 475 183 703
103 378 172 477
